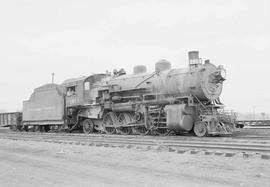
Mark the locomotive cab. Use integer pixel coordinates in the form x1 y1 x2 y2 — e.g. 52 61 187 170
63 74 107 107
63 76 87 107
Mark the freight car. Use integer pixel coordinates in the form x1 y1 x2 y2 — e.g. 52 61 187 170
0 112 22 131
15 51 235 137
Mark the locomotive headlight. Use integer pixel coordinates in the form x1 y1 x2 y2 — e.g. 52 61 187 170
217 65 226 80
209 66 226 84
220 69 226 79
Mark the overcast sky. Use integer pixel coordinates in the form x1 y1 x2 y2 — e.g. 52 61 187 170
0 0 269 114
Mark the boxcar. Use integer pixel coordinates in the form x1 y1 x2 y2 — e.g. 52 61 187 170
0 112 22 130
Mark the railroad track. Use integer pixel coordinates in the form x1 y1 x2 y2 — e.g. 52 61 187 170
2 129 270 143
1 131 270 156
1 131 269 144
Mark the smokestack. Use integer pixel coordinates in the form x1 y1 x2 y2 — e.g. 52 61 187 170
188 51 199 61
188 51 202 68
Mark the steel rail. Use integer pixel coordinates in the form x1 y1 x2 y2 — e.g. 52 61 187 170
1 133 270 146
1 132 270 154
2 130 270 144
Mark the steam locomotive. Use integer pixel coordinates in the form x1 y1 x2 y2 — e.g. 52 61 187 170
15 51 236 137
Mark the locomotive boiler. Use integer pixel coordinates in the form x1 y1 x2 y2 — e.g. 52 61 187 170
18 51 235 137
98 51 234 136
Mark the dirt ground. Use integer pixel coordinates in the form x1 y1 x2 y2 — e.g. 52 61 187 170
0 139 269 187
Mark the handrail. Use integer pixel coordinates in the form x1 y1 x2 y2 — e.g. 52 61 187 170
135 72 158 88
191 94 209 111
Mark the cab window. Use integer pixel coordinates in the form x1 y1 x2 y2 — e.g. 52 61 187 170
84 82 90 90
67 86 76 96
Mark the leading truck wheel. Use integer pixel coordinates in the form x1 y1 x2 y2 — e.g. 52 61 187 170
194 122 208 137
82 119 94 134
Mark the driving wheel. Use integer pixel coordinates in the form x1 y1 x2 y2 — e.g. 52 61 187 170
102 112 118 134
194 122 208 137
118 113 133 135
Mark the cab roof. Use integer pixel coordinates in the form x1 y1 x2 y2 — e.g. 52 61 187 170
62 74 107 87
62 76 88 86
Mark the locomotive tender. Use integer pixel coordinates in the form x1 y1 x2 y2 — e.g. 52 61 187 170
20 51 235 137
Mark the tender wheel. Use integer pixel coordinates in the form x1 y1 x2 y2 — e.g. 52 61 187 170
49 125 61 132
194 122 208 137
17 126 23 132
9 125 17 131
42 125 50 132
56 125 62 131
23 125 29 132
33 125 41 132
118 113 133 135
102 112 118 134
82 119 94 134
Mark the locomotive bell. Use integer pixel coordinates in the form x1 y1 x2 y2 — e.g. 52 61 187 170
155 59 171 72
218 65 226 79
